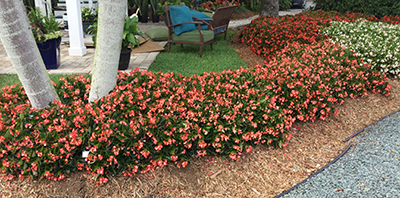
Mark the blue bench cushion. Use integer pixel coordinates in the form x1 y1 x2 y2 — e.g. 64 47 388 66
190 10 211 30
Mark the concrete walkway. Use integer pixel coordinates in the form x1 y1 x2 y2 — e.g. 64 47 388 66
0 9 305 75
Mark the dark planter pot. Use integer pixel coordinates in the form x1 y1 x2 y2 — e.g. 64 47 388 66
82 21 95 34
118 49 132 70
139 14 148 23
37 37 61 70
163 13 169 26
152 14 160 22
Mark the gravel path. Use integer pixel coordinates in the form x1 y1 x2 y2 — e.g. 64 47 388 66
278 111 400 197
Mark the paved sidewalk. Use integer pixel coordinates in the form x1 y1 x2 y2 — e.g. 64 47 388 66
0 9 304 75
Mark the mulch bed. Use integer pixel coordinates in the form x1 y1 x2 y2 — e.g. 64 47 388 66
231 11 259 20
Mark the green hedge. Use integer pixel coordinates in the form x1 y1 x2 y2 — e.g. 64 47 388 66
314 0 400 18
280 0 292 10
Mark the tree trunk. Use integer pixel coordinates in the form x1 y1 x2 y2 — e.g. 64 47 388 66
0 0 59 109
260 0 279 17
89 0 127 102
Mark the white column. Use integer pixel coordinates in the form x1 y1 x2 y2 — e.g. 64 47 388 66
66 0 86 56
89 0 93 9
66 0 87 56
46 0 52 16
34 0 51 17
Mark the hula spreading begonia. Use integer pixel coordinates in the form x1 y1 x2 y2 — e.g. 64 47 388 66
0 10 394 186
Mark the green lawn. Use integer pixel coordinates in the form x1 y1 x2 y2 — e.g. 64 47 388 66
148 30 248 76
0 74 89 88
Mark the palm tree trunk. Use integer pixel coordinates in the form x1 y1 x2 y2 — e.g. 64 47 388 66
89 0 127 102
0 0 59 109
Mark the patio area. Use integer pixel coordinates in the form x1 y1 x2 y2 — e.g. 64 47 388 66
0 22 169 75
0 9 304 75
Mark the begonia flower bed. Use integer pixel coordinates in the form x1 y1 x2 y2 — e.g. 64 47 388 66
0 11 393 185
321 19 400 77
238 10 384 62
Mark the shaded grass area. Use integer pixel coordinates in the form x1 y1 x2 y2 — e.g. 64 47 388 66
148 30 248 76
0 74 90 88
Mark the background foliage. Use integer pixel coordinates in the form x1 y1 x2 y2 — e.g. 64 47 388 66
314 0 400 18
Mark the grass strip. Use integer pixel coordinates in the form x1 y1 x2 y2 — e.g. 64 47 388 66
148 30 247 76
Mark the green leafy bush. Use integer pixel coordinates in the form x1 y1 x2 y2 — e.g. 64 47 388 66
234 5 248 13
314 0 400 18
280 0 292 10
28 7 63 43
87 16 144 50
155 0 182 15
81 7 98 23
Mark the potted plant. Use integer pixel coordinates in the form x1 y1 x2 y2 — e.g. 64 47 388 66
28 7 64 70
88 15 144 70
134 0 149 23
81 7 98 34
150 0 160 22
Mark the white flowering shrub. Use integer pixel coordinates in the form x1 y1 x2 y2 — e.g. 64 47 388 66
321 19 400 77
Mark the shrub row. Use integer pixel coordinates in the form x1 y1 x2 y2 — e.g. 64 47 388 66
314 0 400 19
280 0 292 10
